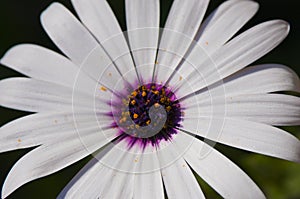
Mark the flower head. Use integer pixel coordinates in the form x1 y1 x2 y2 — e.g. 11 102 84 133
0 0 300 198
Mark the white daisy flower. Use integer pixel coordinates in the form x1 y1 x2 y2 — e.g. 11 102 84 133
0 0 300 198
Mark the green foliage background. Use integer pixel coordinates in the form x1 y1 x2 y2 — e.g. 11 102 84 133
0 0 299 198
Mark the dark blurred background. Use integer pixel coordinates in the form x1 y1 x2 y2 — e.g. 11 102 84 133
0 0 299 198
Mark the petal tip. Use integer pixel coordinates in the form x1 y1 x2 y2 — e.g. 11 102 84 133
276 19 290 35
0 44 38 69
1 181 14 199
248 0 260 11
40 2 64 23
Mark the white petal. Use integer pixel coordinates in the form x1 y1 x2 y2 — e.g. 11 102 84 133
92 167 134 199
221 64 300 94
0 111 110 153
58 158 104 198
0 44 95 92
193 64 300 100
175 20 290 97
186 93 300 126
196 0 259 54
41 3 99 65
133 171 164 199
77 46 124 91
181 117 300 162
1 128 116 198
60 160 134 199
216 94 299 126
98 140 161 173
0 78 91 112
154 0 209 82
181 133 265 199
125 0 160 82
131 144 164 199
59 142 136 198
161 157 205 199
71 0 138 84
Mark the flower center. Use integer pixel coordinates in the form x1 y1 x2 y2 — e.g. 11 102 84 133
112 83 183 148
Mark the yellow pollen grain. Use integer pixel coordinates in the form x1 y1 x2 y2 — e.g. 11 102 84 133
179 76 183 81
153 90 159 95
132 91 138 97
166 106 171 112
131 100 136 105
17 139 21 143
108 72 112 76
133 113 139 119
119 117 127 124
100 86 107 92
146 120 151 125
205 41 209 45
142 91 147 97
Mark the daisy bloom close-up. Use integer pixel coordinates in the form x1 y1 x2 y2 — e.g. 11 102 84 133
0 0 300 198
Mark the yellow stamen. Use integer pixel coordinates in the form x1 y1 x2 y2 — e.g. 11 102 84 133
142 91 147 97
166 106 171 112
131 100 136 105
133 113 139 119
153 90 159 95
154 103 160 108
132 91 138 97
